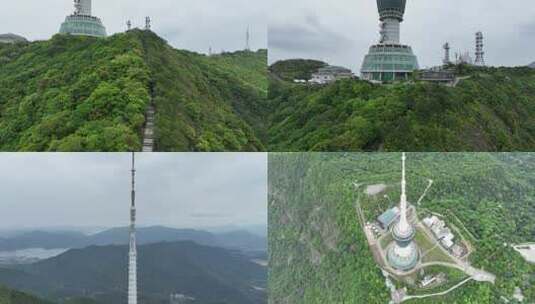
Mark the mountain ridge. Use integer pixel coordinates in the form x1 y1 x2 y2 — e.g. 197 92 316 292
0 241 266 304
0 30 267 151
0 226 266 254
268 60 535 151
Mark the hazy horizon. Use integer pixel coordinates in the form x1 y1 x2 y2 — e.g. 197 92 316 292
0 223 267 237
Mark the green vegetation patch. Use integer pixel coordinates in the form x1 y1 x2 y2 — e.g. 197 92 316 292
0 285 53 304
0 30 268 151
267 63 535 151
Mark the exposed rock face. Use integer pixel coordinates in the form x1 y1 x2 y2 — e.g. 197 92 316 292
0 33 28 44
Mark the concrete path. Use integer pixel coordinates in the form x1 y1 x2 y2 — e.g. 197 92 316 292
402 277 473 302
142 104 155 152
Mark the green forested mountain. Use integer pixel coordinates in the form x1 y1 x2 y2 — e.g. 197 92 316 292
0 30 267 151
0 241 266 304
0 285 53 304
268 62 535 151
269 59 327 81
268 153 535 303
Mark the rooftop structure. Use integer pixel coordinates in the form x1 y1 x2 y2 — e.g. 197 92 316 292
59 0 107 37
361 0 419 82
310 65 354 84
418 69 455 84
128 153 138 304
386 153 419 271
377 207 400 230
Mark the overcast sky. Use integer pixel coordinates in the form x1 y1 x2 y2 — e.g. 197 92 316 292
0 153 267 231
269 0 535 71
1 0 267 54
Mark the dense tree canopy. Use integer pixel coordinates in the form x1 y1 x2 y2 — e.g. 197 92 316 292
0 30 267 151
267 63 535 151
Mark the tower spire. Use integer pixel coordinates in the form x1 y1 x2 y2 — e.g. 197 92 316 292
128 152 138 304
398 152 409 234
386 152 419 271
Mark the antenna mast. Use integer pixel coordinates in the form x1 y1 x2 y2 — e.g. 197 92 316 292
443 42 451 65
475 31 485 66
145 16 151 30
245 26 251 51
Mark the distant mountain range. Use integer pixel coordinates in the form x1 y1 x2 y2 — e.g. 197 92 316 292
0 226 266 254
0 33 27 44
529 62 535 69
0 241 266 304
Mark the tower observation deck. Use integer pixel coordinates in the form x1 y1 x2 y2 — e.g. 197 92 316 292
361 0 418 82
386 153 419 271
59 0 107 37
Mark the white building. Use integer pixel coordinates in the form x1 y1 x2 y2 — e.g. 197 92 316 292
424 216 456 249
310 66 354 84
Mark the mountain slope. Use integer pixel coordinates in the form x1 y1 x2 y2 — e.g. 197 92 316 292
0 285 52 304
268 62 535 151
0 30 267 151
0 241 266 304
137 31 267 151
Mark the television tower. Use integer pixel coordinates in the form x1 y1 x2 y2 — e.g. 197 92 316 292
60 0 106 37
361 0 419 82
128 153 138 304
475 31 485 66
127 20 132 31
387 152 419 271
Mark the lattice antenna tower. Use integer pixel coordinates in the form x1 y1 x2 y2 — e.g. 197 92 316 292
475 31 485 66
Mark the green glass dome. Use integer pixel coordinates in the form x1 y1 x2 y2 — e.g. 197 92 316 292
377 0 407 21
387 242 419 271
59 15 107 38
361 44 419 82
